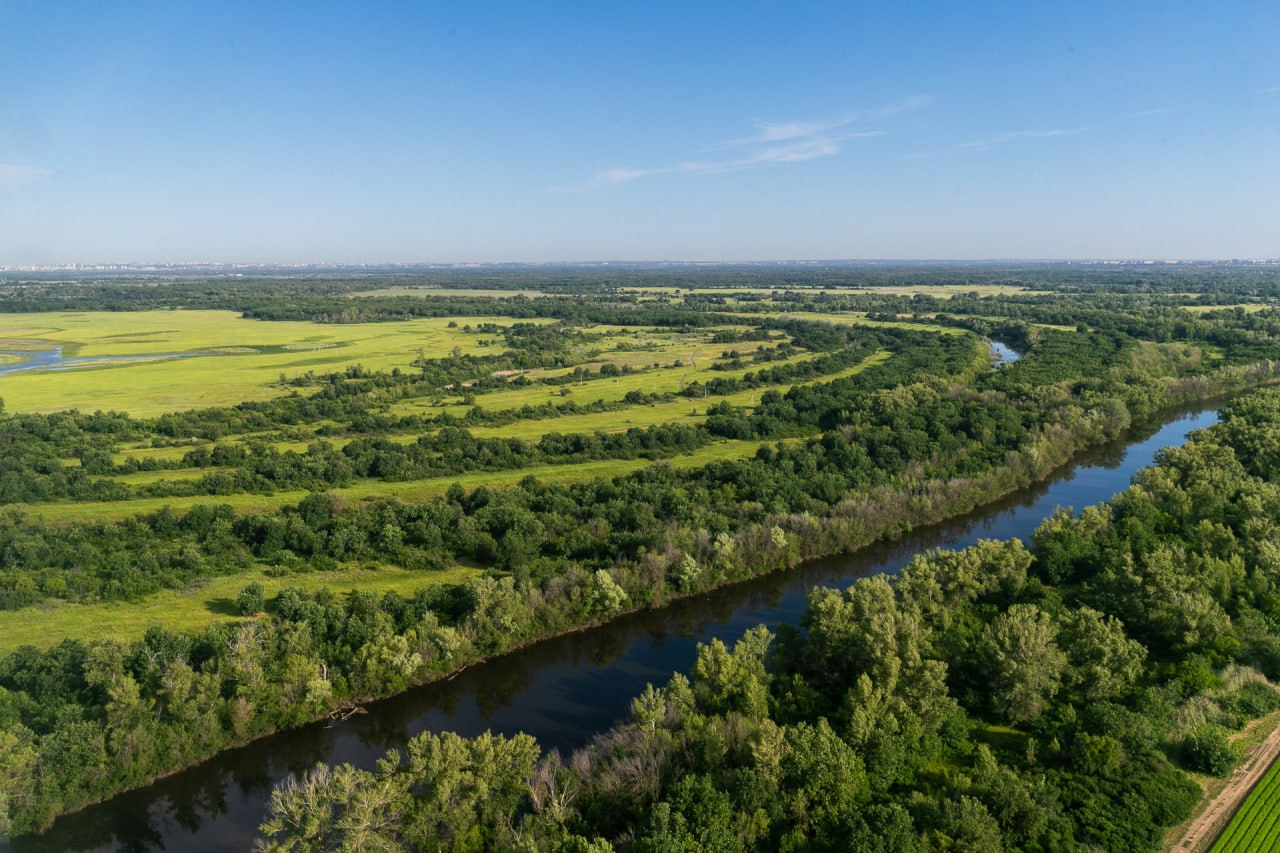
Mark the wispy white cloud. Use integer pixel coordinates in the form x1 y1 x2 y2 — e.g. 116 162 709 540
1254 86 1280 95
960 127 1089 149
1133 107 1171 117
0 164 52 184
567 96 929 191
682 131 883 175
712 95 934 150
586 167 667 188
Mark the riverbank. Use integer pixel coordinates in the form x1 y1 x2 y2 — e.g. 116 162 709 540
10 391 1251 850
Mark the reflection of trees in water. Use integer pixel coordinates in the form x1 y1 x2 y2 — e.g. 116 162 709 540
586 624 633 669
473 658 543 719
12 773 230 853
352 709 414 753
169 775 231 834
259 728 341 792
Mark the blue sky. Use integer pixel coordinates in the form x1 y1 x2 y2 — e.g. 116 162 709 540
1 1 1278 263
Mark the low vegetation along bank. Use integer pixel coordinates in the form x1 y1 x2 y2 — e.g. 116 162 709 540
256 388 1280 851
4 274 1280 842
3 363 1279 837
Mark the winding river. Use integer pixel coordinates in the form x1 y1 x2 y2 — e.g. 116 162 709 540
10 397 1224 851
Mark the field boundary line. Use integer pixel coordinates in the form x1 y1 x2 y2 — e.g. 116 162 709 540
1174 718 1280 852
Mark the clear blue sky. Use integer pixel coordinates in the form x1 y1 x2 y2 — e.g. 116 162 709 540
1 1 1277 264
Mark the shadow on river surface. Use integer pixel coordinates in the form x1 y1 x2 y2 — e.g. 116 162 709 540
12 403 1220 852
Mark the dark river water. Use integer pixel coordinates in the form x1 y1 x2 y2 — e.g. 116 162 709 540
12 399 1220 852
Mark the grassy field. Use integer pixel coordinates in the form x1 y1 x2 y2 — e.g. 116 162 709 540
743 311 970 335
1210 756 1280 852
93 351 886 492
27 437 790 524
0 309 549 415
1184 304 1272 315
467 349 891 439
107 467 226 485
352 286 551 298
0 564 481 653
2 305 863 659
840 284 1047 298
619 284 1043 298
391 346 823 418
111 443 208 465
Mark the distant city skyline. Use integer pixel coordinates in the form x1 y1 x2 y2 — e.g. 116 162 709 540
2 1 1278 264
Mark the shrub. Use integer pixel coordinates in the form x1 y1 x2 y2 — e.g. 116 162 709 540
235 581 266 615
1180 724 1238 775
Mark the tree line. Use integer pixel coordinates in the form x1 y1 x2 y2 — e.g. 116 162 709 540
256 387 1280 851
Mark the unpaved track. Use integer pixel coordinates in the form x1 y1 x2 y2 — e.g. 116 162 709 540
1175 723 1280 852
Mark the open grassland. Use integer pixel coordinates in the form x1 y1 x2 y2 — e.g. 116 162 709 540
1184 304 1273 315
107 467 226 485
26 437 789 524
621 286 794 296
96 351 885 488
0 309 547 416
468 350 892 439
0 564 481 653
743 311 969 335
844 284 1049 297
111 443 209 465
391 345 823 418
352 286 551 298
619 284 1044 298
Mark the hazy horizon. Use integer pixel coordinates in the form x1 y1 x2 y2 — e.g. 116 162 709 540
4 257 1277 271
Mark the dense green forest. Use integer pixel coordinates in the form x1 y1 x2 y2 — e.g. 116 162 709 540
256 388 1280 851
3 272 1280 843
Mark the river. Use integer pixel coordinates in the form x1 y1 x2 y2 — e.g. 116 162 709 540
13 400 1219 852
0 347 203 376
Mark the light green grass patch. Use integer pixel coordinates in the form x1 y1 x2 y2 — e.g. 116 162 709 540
621 286 795 295
0 564 481 653
105 467 226 486
112 444 208 464
352 286 550 298
0 309 552 416
392 347 826 418
741 311 969 335
621 284 1045 298
23 438 789 523
1184 303 1272 315
468 350 891 440
847 284 1049 298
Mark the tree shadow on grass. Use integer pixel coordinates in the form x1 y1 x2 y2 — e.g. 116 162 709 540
205 596 241 617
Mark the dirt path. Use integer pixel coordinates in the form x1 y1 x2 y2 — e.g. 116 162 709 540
1174 722 1280 852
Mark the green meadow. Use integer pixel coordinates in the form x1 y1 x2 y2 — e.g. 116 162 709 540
0 309 549 415
0 564 481 653
389 344 823 418
467 349 891 439
0 301 897 667
25 436 790 524
618 283 1043 298
353 286 552 298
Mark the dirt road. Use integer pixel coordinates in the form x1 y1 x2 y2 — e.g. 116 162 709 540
1174 722 1280 852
